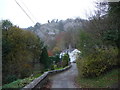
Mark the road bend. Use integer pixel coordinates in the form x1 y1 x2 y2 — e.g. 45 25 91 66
49 63 78 88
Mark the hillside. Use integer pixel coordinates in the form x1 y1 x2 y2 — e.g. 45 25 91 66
25 18 84 50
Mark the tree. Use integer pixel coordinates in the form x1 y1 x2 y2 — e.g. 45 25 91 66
108 1 120 15
81 2 119 50
2 20 13 30
40 46 50 69
2 20 43 84
62 53 70 67
58 20 64 31
52 46 60 55
77 30 98 57
107 2 120 65
107 1 120 49
76 1 119 78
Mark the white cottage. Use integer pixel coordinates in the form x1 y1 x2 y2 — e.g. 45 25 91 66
60 49 81 62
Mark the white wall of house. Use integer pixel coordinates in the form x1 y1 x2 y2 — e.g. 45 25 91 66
60 49 81 62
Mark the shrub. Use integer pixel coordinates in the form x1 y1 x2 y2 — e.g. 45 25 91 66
77 48 118 78
54 54 61 64
49 54 61 69
5 75 17 84
53 65 57 69
50 64 54 70
62 53 70 67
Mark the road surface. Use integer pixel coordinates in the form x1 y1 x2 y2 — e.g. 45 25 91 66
49 63 79 88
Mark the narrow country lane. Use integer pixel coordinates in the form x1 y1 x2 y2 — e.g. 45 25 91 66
49 63 79 88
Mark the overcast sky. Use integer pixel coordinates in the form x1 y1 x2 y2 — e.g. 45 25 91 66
0 0 102 28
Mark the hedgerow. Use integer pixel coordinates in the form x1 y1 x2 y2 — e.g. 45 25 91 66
77 48 118 78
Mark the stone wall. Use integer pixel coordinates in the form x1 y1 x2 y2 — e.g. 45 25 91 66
23 64 72 89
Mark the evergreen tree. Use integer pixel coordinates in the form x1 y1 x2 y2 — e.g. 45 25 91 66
40 46 49 69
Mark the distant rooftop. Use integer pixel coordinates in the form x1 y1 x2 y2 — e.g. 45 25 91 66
48 32 55 35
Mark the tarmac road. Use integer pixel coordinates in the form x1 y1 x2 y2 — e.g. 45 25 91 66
49 63 78 88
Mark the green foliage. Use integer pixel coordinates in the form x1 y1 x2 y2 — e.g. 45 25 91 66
2 73 42 89
103 29 118 43
76 68 119 88
2 20 13 30
50 64 54 70
48 54 61 70
49 53 69 70
62 53 70 67
107 2 120 49
2 20 43 84
5 75 17 84
47 53 60 68
40 47 49 69
77 48 118 78
78 30 100 57
53 54 61 63
108 2 120 15
76 3 119 79
53 65 57 69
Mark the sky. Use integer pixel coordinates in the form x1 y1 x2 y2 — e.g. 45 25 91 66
0 0 104 28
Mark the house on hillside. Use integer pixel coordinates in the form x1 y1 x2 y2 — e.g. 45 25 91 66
59 49 81 62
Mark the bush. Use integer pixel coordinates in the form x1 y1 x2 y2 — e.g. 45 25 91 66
54 54 61 64
53 65 57 69
5 75 17 84
49 54 61 70
50 64 54 70
77 48 118 78
62 53 70 67
2 76 36 88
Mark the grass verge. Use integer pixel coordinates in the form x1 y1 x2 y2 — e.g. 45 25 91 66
2 73 42 89
76 68 119 88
